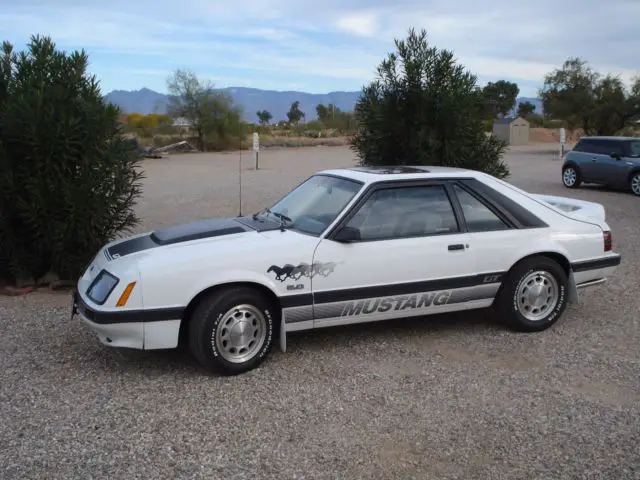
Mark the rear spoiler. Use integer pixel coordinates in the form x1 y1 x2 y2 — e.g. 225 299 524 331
532 194 606 223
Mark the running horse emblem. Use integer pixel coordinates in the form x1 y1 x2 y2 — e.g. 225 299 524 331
266 261 341 282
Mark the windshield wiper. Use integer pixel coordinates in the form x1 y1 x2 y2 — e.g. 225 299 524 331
269 210 293 231
252 208 292 230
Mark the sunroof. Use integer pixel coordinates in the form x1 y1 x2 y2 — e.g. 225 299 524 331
348 166 429 174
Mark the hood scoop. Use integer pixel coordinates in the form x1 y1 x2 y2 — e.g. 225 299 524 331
149 218 250 246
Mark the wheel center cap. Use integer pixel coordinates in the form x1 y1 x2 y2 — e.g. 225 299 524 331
230 321 252 346
527 284 545 305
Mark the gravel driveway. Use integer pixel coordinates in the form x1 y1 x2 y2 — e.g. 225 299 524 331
1 145 639 479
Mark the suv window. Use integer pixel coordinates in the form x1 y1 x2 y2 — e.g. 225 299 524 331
344 185 459 241
600 139 625 156
572 139 593 153
628 140 640 157
452 184 510 232
574 138 624 156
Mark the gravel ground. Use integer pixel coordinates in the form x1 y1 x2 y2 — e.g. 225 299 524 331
1 145 639 479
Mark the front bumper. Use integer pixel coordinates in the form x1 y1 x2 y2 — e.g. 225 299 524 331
72 290 144 349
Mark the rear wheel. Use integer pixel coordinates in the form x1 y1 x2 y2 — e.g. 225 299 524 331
562 165 581 188
188 286 276 375
629 172 640 196
494 256 568 332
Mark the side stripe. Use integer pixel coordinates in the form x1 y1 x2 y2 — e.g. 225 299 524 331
282 272 506 325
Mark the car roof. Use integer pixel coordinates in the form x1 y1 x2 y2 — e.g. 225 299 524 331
579 136 638 141
316 165 480 184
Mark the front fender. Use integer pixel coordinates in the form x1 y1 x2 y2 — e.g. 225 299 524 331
181 269 282 307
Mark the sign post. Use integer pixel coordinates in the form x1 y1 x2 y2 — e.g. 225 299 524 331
559 127 566 159
252 132 260 170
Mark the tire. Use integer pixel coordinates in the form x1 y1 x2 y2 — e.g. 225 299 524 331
629 172 640 196
494 256 568 332
188 286 276 375
562 165 581 188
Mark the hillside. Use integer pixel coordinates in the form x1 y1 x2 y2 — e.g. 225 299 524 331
104 87 544 122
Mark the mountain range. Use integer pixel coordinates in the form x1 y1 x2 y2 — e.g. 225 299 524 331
104 86 544 122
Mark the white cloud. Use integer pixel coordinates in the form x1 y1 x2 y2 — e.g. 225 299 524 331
335 11 380 37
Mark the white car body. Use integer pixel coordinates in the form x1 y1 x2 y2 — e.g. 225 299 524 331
72 166 621 360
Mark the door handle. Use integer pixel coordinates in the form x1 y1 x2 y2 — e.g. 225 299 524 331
448 244 465 251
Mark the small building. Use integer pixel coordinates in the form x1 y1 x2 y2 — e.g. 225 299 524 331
492 116 530 146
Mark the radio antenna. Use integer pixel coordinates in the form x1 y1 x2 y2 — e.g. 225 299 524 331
238 142 243 217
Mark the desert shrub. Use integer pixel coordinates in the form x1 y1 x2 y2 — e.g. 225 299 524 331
0 35 144 284
527 113 565 129
350 28 509 179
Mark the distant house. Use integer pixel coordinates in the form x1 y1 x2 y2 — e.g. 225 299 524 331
172 117 192 127
492 116 530 146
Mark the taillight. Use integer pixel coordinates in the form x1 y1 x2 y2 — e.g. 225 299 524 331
603 231 612 251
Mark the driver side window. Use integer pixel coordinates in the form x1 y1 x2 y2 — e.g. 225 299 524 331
344 185 460 241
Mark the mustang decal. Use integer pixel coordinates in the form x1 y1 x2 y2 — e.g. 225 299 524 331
267 261 340 282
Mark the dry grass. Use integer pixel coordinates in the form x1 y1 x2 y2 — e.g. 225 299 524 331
258 134 349 148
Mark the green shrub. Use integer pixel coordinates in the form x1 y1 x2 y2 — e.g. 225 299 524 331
0 36 144 284
350 28 509 179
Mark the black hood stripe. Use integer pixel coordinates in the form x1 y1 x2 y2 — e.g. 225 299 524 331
105 215 286 259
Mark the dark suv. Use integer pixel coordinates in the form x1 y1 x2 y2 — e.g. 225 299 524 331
562 136 640 196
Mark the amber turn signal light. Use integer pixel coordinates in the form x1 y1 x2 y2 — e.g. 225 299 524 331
116 282 136 307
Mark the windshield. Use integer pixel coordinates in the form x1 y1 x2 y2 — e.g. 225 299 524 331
262 174 362 236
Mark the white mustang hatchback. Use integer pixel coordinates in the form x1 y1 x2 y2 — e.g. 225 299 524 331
72 166 622 375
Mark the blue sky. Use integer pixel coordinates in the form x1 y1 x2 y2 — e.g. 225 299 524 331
1 0 638 97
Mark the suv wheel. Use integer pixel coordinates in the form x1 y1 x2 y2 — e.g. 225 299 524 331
562 165 581 188
630 172 640 196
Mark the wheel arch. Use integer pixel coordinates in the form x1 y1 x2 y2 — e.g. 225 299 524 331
516 251 571 277
562 160 580 170
627 167 640 181
495 250 574 303
177 281 282 347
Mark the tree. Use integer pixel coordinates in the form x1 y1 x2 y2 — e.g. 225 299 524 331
256 110 272 125
0 35 144 285
540 57 640 135
166 69 244 151
350 28 509 179
286 101 305 125
517 101 536 118
482 80 520 118
316 103 340 123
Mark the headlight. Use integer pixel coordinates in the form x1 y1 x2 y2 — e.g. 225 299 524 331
86 270 120 305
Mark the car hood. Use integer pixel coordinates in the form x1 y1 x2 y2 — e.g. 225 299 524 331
103 215 284 261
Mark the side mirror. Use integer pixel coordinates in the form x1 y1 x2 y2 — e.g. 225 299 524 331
610 152 621 160
333 226 361 243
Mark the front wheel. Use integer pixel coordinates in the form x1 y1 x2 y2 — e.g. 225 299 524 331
188 286 276 375
629 172 640 196
494 256 568 332
562 165 581 188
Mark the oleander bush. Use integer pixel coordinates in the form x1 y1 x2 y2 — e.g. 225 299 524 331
0 35 144 285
